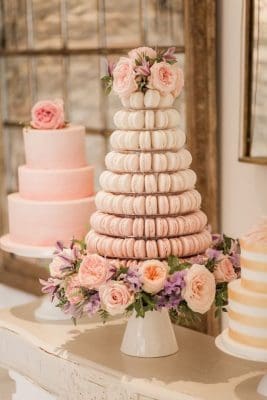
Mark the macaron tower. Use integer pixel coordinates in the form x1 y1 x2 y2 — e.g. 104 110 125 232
87 47 211 261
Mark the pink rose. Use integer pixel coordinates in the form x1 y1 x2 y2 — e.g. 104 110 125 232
78 254 113 290
139 260 168 294
183 264 216 314
65 274 84 305
31 99 65 129
214 258 237 283
99 281 134 316
112 57 138 98
128 46 157 60
172 65 184 98
149 62 177 95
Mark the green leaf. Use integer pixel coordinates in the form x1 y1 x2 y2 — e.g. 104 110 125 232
98 309 109 323
167 256 190 274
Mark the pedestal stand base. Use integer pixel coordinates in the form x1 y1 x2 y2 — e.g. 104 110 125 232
34 296 70 321
0 234 55 259
216 329 267 397
121 309 178 358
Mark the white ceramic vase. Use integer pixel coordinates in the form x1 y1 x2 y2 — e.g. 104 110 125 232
120 309 178 357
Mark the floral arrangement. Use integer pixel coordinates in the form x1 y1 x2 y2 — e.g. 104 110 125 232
102 46 184 99
30 99 66 130
41 234 240 324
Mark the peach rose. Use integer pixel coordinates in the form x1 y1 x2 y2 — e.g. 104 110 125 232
65 274 84 305
214 258 237 283
112 57 138 98
172 65 184 98
183 264 216 314
31 99 65 129
128 46 157 60
99 281 134 316
139 260 169 294
78 254 113 290
149 62 177 95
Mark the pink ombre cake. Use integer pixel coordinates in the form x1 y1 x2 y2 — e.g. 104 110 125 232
6 100 95 247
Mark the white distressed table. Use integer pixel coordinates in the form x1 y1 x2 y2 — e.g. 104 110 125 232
0 300 266 400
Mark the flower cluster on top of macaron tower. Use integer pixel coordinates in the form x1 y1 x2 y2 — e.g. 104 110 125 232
41 234 240 324
102 46 184 100
29 99 66 130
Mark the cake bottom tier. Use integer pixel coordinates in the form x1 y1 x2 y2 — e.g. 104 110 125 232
86 229 211 259
8 193 95 246
228 279 267 350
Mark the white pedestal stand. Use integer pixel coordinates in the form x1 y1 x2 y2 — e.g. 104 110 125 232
121 309 178 357
0 234 69 321
216 328 267 397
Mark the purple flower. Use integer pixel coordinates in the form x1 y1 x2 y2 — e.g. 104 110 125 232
83 293 101 317
155 271 186 310
188 254 208 265
163 47 177 61
229 253 240 268
205 248 223 260
40 278 60 299
135 61 150 77
122 267 142 292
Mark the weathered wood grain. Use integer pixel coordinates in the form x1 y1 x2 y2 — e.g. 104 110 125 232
184 0 219 335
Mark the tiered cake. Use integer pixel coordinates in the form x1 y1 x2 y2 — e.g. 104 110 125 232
87 89 211 260
227 219 267 355
6 101 95 247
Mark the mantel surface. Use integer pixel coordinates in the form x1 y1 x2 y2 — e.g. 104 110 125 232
0 300 265 400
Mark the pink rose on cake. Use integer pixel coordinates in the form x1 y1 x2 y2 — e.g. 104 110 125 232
65 274 84 305
128 46 157 60
30 99 65 129
148 62 177 95
78 254 114 290
139 260 169 294
214 258 237 283
112 57 138 98
99 281 134 316
183 264 216 314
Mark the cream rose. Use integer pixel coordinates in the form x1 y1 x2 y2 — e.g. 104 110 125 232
149 62 177 95
78 254 113 290
65 274 84 305
183 264 216 314
214 258 237 283
99 281 134 316
49 256 65 278
128 46 157 60
31 99 65 129
139 260 168 294
112 57 138 98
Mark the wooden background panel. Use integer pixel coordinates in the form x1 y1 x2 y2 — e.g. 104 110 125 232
184 0 219 233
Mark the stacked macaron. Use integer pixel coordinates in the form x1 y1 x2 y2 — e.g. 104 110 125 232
99 170 197 194
86 88 211 260
95 190 201 216
105 149 192 173
90 210 207 238
110 129 186 151
86 229 211 259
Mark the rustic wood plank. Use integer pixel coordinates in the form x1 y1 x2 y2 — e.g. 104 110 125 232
184 0 219 335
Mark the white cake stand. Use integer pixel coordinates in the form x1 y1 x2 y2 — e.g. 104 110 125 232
0 234 70 321
216 328 267 397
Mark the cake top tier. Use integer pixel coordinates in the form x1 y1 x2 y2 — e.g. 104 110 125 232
241 217 267 253
102 46 184 102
